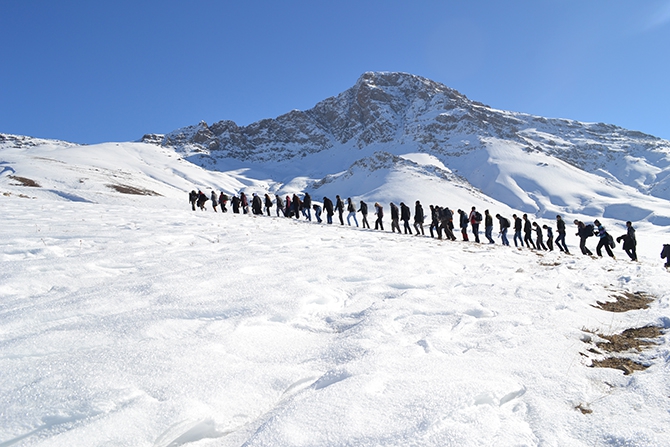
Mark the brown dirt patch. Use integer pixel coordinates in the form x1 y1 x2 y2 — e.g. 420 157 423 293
590 357 649 375
8 175 41 187
106 184 161 196
592 290 654 312
582 325 663 375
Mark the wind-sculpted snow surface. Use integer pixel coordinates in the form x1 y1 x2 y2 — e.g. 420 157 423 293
1 194 669 447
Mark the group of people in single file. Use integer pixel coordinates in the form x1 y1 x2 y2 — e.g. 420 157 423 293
189 189 666 266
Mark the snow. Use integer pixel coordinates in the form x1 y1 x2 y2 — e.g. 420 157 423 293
2 138 670 446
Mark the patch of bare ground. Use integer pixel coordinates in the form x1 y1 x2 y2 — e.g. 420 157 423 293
592 290 654 312
8 175 41 187
582 325 663 375
106 184 161 196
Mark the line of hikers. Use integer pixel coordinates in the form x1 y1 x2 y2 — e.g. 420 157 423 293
189 189 645 263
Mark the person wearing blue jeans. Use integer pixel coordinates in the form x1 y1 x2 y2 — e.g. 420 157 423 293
512 214 523 247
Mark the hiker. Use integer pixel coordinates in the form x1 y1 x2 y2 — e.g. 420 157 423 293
400 202 412 234
197 190 208 210
252 193 263 215
429 205 440 238
484 210 494 244
240 192 249 214
313 203 323 223
211 191 218 212
496 214 510 246
533 222 547 250
542 225 554 251
390 202 400 233
219 192 228 212
523 214 536 249
285 195 292 217
335 195 345 225
512 214 523 247
292 194 302 219
555 215 569 253
469 206 481 243
661 244 670 268
374 202 384 231
359 200 370 229
346 198 359 227
323 197 334 224
457 209 469 241
440 207 456 241
264 194 273 216
616 221 637 261
275 194 285 217
593 219 615 258
189 190 198 211
303 193 312 221
413 201 425 235
231 195 240 214
574 220 594 255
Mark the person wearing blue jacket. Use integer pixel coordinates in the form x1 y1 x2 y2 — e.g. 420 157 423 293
594 219 615 258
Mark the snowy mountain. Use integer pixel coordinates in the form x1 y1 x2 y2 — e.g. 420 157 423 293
2 74 670 447
152 71 670 223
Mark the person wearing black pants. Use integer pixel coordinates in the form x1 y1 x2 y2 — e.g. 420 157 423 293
523 214 536 249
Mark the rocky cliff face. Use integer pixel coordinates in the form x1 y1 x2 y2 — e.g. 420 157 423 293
157 71 670 204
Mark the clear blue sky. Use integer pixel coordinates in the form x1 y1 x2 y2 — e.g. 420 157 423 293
2 0 670 144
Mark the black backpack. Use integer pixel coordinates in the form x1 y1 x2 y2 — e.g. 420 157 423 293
584 224 595 237
502 218 510 228
474 211 482 222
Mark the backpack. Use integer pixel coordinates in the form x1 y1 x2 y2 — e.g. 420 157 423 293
584 224 594 237
474 211 482 222
607 233 615 249
502 218 510 228
661 244 670 259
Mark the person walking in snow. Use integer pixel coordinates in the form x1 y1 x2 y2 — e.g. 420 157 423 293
313 203 323 223
440 207 456 241
240 192 249 214
458 209 469 241
429 205 440 238
323 197 334 224
400 202 412 234
210 191 218 212
512 214 523 248
593 219 615 258
390 202 400 233
413 200 425 236
335 195 345 225
496 214 510 246
219 192 228 213
346 198 359 227
469 206 481 243
358 200 370 229
374 202 384 231
574 220 594 256
292 194 302 219
303 193 312 221
523 214 536 249
252 193 263 215
484 210 494 244
532 222 547 250
189 190 198 211
264 194 273 216
542 225 554 251
231 195 241 214
275 194 285 217
555 215 568 253
616 221 637 261
285 195 292 217
661 244 670 268
197 190 208 211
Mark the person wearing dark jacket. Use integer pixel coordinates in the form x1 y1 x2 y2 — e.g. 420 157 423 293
240 192 249 214
400 202 412 234
413 201 425 235
313 203 322 223
523 214 536 249
252 193 263 215
469 207 481 243
496 214 510 246
440 207 456 241
532 222 547 250
484 210 494 244
374 202 384 230
513 214 523 248
555 215 569 253
189 190 198 211
292 194 302 219
358 201 370 229
574 220 594 255
197 190 208 210
275 194 285 217
429 205 440 238
458 209 469 241
390 202 400 233
543 225 554 251
231 195 241 214
616 221 637 261
593 219 615 258
264 194 273 216
303 193 312 221
335 195 345 225
323 197 334 224
661 244 670 268
219 192 228 212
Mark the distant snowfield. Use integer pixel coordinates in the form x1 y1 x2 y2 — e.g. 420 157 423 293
1 137 670 446
1 193 669 447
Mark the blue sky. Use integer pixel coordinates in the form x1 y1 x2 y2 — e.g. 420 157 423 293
2 0 670 144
